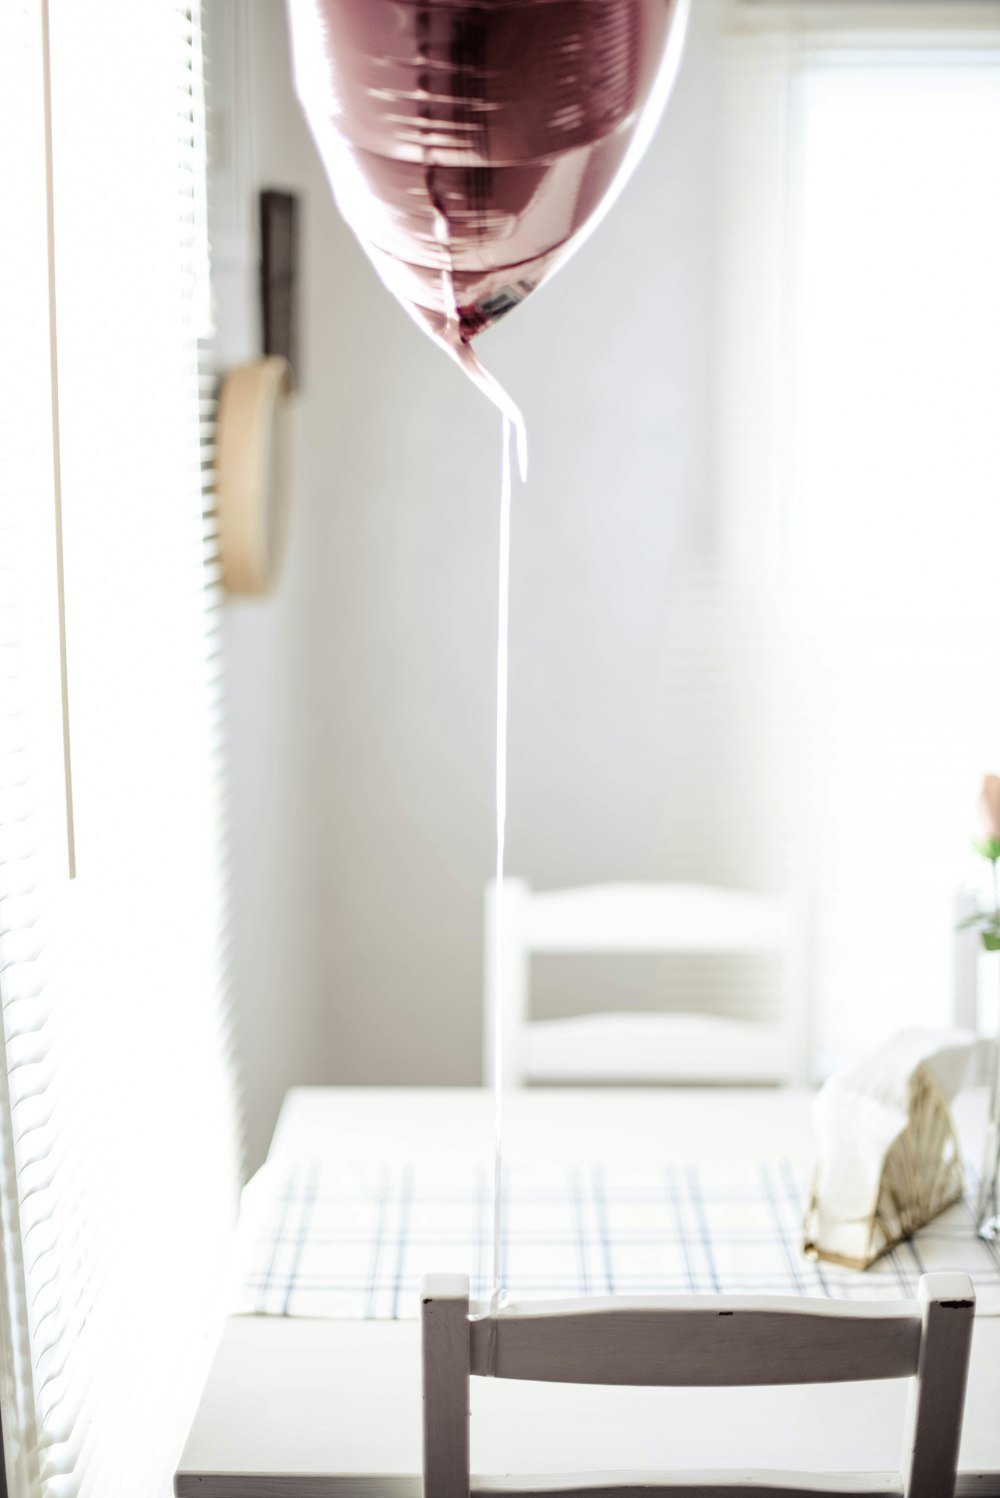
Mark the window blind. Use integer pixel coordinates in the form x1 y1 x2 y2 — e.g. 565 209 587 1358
0 4 241 1496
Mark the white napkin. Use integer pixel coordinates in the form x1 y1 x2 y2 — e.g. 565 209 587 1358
808 1027 975 1263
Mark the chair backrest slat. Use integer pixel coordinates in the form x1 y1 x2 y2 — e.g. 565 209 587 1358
468 1295 921 1387
524 883 790 954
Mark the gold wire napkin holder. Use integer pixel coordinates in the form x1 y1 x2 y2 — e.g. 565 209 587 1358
802 1063 965 1271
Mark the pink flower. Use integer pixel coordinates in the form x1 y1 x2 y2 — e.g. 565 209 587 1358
981 776 1000 845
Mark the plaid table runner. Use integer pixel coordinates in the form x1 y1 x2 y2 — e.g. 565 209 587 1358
233 1158 1000 1319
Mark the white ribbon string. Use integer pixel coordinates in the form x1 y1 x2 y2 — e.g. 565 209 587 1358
442 333 526 1311
490 412 515 1310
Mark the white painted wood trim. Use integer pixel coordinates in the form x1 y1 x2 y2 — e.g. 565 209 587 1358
469 1295 921 1387
523 1014 795 1085
422 1275 471 1498
523 884 792 954
901 1274 976 1498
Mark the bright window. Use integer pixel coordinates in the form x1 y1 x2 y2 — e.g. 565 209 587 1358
717 12 1000 1071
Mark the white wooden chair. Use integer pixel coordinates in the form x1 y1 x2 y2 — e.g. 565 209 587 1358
421 1272 975 1498
484 880 810 1087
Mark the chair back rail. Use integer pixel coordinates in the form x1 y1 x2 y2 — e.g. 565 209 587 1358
524 884 792 952
421 1274 975 1498
467 1296 922 1386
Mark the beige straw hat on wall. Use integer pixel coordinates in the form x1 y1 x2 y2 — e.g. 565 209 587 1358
216 356 294 596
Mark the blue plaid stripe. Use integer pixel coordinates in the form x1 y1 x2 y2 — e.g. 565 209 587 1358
234 1158 1000 1319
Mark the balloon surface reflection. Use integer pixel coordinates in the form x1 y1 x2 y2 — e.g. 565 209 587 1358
288 0 690 389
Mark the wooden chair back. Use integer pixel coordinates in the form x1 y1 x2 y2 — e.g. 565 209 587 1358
421 1272 975 1498
484 880 810 1087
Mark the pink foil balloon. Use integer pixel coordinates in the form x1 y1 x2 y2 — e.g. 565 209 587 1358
288 0 689 401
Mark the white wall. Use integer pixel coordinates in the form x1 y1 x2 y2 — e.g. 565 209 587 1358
206 0 342 1168
212 0 734 1143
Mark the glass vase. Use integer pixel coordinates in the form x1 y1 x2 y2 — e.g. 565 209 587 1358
976 950 1000 1240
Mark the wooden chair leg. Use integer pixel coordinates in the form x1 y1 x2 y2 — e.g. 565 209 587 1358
422 1274 471 1498
901 1273 975 1498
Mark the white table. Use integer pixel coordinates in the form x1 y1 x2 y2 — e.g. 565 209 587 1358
176 1088 1000 1496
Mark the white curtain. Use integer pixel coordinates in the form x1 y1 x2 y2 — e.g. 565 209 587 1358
0 4 242 1495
